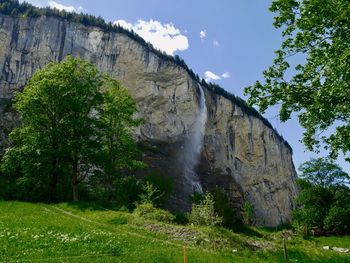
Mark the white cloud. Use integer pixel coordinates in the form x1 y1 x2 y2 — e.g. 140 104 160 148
114 20 133 31
19 0 46 7
221 72 230 78
114 19 188 55
199 30 206 40
19 0 85 13
48 1 84 13
204 71 221 82
213 40 220 47
204 71 231 82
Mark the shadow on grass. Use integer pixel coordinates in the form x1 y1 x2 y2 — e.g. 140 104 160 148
229 223 264 238
107 216 128 225
64 201 116 211
260 223 293 233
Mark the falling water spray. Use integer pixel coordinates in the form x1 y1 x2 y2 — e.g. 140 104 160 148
182 84 207 193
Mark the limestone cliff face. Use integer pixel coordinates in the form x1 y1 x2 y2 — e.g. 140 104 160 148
0 14 297 226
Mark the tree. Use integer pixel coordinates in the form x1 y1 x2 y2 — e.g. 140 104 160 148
293 158 350 234
299 158 350 187
189 192 223 226
99 77 143 200
244 0 350 161
1 56 103 201
1 56 142 203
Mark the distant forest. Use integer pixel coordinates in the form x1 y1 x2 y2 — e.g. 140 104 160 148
0 0 292 151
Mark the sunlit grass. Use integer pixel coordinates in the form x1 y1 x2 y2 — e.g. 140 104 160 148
0 201 349 262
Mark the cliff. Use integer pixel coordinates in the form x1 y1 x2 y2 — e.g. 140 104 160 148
0 13 297 226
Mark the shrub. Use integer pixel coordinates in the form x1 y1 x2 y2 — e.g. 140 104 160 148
144 170 173 207
132 202 175 223
174 212 189 225
189 192 222 226
243 201 254 226
115 176 143 211
212 188 238 228
139 181 163 206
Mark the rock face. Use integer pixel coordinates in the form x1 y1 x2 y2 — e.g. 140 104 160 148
0 14 298 226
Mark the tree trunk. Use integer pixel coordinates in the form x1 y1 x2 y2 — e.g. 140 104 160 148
49 117 59 202
72 179 78 202
72 150 79 202
49 169 58 202
48 154 59 202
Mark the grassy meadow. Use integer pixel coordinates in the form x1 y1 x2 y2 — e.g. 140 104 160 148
0 201 349 262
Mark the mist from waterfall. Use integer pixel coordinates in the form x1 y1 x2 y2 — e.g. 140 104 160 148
182 84 207 193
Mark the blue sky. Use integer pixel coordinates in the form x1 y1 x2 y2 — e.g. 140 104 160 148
20 0 349 173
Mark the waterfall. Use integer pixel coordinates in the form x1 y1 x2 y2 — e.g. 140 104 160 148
182 84 207 193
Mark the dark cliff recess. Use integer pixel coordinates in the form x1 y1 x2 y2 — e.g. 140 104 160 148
0 0 292 152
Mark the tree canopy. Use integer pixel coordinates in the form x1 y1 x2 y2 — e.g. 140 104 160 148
0 56 142 202
299 158 350 188
293 158 350 234
244 0 350 161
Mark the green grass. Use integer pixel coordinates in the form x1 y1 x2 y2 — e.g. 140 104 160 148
0 201 349 262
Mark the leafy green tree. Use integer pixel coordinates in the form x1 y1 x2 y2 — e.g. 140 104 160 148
189 192 223 226
1 56 103 201
1 56 142 203
323 187 350 233
299 158 350 187
244 0 350 161
293 158 350 234
99 77 143 200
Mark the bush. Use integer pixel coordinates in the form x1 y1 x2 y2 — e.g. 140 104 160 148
323 206 349 233
189 192 222 226
243 201 254 226
174 212 189 225
132 203 175 223
115 177 143 211
139 181 163 206
212 188 238 228
144 170 173 207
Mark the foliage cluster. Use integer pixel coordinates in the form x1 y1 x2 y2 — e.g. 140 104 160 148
143 170 173 208
0 56 142 203
245 0 350 161
293 158 350 235
189 192 223 227
243 201 254 226
211 188 238 227
132 202 175 224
